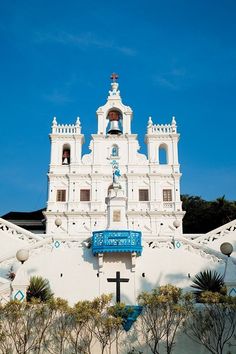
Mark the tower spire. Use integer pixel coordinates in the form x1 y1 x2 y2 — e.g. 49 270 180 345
109 73 120 98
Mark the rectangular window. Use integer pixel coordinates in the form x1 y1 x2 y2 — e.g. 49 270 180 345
80 189 90 201
163 189 172 201
139 189 149 201
56 189 66 202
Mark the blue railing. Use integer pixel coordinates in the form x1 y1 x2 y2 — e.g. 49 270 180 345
92 230 142 255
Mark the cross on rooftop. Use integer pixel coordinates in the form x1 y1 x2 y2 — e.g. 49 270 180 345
107 271 129 303
110 73 119 82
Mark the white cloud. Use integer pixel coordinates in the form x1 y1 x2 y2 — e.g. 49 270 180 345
34 31 136 56
153 67 187 90
155 77 177 90
43 90 73 104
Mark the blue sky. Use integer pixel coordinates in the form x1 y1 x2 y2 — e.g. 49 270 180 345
0 0 236 215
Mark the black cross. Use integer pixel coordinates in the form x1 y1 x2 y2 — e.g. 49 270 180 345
107 271 129 303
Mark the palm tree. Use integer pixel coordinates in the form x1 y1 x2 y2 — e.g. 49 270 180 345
26 276 54 302
181 194 210 233
181 194 236 234
211 195 236 227
191 270 226 300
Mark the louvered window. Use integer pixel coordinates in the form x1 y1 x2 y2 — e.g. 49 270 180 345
139 189 149 201
80 189 90 201
163 189 172 201
57 189 66 202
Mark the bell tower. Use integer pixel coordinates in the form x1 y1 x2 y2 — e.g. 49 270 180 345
49 116 84 168
45 117 84 234
145 115 183 225
96 73 133 135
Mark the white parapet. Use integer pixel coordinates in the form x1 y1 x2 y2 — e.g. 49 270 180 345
51 116 82 134
148 123 177 135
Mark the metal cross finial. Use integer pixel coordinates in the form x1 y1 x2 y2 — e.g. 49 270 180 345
110 73 119 82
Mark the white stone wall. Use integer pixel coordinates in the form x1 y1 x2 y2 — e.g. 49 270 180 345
11 238 225 305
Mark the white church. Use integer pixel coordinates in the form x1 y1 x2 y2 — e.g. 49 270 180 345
0 75 236 305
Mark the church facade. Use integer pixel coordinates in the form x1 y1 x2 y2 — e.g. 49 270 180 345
0 77 235 308
45 78 183 237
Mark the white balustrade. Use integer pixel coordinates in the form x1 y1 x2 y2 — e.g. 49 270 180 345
145 236 225 263
0 218 42 243
148 123 176 135
196 219 236 245
52 124 81 135
163 202 174 210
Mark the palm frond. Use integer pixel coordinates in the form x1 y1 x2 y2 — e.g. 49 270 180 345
27 276 54 302
191 270 225 294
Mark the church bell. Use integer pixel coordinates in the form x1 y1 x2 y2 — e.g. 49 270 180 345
107 110 122 135
107 119 122 135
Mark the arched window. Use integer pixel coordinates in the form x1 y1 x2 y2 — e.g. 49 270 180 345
62 144 71 165
159 144 168 164
111 145 119 157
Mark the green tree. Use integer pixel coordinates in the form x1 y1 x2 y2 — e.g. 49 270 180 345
27 276 53 302
185 292 236 354
0 302 14 354
0 300 50 354
181 194 210 233
108 303 132 354
137 285 193 354
90 294 124 354
210 196 236 229
33 300 58 354
67 300 95 354
181 194 236 234
46 298 71 354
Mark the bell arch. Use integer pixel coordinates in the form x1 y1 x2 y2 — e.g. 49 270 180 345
62 144 71 165
106 109 123 135
158 143 168 164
